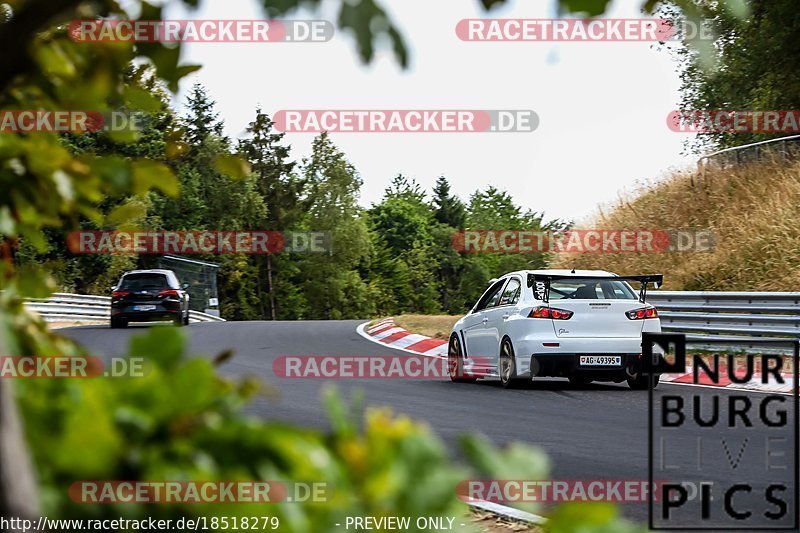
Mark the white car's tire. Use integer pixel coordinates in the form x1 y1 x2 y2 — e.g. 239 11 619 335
499 338 527 389
448 334 477 383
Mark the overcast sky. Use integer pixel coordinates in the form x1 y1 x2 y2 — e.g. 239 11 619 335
155 0 697 224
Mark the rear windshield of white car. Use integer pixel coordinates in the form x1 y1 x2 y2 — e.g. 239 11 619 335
547 278 638 300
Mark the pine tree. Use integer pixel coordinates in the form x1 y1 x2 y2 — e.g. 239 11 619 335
431 176 466 229
238 108 299 227
238 108 301 320
184 83 225 148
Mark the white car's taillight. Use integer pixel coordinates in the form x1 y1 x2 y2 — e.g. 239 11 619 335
625 307 658 320
528 306 573 320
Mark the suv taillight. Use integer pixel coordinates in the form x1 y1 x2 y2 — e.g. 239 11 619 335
112 290 130 300
528 306 573 320
159 289 180 298
626 307 658 320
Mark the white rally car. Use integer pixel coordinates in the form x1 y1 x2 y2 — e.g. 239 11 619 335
448 269 663 389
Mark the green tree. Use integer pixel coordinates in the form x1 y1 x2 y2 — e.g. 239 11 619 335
455 186 566 307
367 175 442 314
13 65 180 294
369 175 433 255
184 83 225 146
430 177 468 312
296 133 374 319
147 85 267 318
173 85 261 230
432 176 466 229
665 0 784 152
237 109 302 320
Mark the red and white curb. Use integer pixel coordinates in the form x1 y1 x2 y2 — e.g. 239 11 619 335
359 319 797 395
660 367 795 394
358 318 448 359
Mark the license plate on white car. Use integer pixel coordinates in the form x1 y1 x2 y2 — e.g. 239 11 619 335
133 305 156 311
579 355 622 366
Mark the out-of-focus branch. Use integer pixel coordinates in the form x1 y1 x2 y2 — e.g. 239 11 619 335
0 0 84 93
0 381 41 528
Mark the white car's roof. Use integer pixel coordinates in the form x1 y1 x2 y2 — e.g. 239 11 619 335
503 269 617 278
485 269 621 286
527 269 616 277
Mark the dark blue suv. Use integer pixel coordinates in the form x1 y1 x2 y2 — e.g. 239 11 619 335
110 269 190 328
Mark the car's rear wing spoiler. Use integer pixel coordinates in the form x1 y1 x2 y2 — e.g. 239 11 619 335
526 274 664 303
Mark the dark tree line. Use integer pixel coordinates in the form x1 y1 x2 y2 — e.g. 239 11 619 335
17 83 566 319
670 0 800 152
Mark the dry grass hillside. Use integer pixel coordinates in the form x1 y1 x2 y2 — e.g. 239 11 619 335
554 160 800 291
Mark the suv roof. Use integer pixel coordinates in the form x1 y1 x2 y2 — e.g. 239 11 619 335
122 269 175 276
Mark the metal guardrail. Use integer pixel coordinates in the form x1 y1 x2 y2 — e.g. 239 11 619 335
23 293 225 323
647 291 800 353
698 134 800 172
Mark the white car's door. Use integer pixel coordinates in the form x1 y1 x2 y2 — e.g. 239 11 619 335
460 311 484 354
463 278 507 357
483 276 522 357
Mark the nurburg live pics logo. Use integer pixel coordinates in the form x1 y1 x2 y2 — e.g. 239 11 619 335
644 333 799 530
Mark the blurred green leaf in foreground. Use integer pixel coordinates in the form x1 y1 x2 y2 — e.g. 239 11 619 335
0 0 657 530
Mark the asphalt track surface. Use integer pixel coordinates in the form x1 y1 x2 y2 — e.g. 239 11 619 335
62 320 798 530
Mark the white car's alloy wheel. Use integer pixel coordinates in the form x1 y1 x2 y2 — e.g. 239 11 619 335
448 335 476 383
499 339 526 389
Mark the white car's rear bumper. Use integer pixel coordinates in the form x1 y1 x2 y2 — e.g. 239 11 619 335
514 335 661 380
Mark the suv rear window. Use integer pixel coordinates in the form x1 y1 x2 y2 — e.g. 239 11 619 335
118 273 170 290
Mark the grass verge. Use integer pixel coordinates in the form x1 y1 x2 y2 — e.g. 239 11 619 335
393 314 460 340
